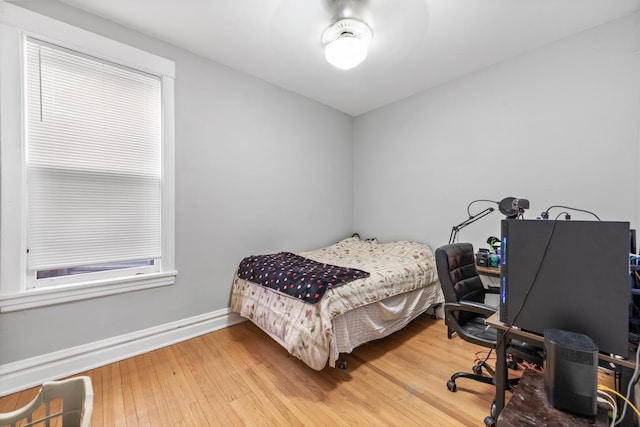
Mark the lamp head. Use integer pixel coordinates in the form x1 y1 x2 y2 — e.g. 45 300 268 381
498 197 530 218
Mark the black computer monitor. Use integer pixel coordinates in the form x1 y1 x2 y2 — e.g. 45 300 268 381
631 229 637 255
500 219 629 357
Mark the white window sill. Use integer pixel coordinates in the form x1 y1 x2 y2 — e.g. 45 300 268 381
0 271 177 313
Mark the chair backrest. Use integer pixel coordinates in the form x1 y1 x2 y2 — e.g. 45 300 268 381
435 243 486 324
0 376 93 427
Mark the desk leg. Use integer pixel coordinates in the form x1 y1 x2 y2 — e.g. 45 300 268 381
493 330 507 419
618 365 636 427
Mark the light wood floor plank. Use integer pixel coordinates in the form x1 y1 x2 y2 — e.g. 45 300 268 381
86 368 102 427
161 344 216 426
118 357 141 427
105 363 127 426
0 389 20 413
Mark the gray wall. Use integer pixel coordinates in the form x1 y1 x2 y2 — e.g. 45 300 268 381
0 2 354 364
353 13 640 252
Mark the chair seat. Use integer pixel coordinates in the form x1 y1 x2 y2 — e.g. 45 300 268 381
460 318 544 366
459 317 496 342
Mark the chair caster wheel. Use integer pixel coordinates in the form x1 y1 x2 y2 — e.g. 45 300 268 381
473 364 483 375
337 360 347 370
447 379 457 392
483 416 495 427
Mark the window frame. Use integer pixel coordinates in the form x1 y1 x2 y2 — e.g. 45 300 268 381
0 3 177 313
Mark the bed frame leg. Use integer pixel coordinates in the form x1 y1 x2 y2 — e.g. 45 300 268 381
427 303 441 319
337 357 347 370
432 303 446 319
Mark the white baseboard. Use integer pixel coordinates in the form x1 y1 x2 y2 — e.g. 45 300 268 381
0 308 245 397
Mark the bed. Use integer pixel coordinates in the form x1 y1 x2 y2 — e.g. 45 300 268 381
230 235 444 370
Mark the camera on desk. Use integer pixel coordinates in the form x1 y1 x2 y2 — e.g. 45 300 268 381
475 249 490 267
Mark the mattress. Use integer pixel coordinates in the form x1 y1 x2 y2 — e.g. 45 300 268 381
230 236 444 370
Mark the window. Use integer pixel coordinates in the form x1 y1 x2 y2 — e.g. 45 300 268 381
0 3 176 312
25 38 163 287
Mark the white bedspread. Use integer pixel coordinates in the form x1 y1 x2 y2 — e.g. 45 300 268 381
230 236 443 370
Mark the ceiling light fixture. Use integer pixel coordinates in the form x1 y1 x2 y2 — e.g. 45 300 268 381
322 18 373 70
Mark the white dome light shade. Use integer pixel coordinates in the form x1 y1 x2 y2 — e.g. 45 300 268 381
322 19 373 70
325 35 368 70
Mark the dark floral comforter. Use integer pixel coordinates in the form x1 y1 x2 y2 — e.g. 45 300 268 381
237 252 370 304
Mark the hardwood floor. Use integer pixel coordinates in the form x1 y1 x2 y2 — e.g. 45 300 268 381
0 315 531 426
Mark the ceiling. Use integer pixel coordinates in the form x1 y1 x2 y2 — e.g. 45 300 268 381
53 0 640 116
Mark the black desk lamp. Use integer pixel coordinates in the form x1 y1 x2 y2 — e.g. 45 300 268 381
448 207 494 244
448 197 530 244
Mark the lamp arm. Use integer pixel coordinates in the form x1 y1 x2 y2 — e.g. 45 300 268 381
449 207 495 244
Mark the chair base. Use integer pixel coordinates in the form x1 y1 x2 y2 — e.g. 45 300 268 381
446 364 520 393
447 372 494 392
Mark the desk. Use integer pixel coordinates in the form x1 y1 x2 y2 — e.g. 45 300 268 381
476 265 500 277
485 312 637 425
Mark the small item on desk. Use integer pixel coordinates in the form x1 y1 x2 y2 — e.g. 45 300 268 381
487 236 501 252
489 253 500 268
476 249 490 267
486 236 501 268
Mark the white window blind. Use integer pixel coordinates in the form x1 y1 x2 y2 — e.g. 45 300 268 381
25 37 162 279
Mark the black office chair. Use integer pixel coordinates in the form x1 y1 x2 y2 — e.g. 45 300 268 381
435 243 542 394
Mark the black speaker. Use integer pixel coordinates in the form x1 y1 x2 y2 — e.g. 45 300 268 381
544 329 598 417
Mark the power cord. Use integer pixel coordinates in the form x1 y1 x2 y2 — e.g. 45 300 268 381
474 350 495 365
597 389 618 426
471 349 543 376
540 205 600 220
611 344 640 425
600 384 640 424
467 199 499 217
506 217 560 328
